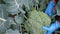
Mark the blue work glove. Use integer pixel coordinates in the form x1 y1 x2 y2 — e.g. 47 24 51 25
42 26 49 31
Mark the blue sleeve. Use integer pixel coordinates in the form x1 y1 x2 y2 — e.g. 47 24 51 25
45 1 56 16
51 9 57 16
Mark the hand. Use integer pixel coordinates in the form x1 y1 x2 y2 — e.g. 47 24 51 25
52 0 59 3
42 26 49 30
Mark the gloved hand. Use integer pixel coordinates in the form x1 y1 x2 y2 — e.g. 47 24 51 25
42 26 49 31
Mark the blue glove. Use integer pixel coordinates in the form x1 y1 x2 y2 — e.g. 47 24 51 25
42 21 60 34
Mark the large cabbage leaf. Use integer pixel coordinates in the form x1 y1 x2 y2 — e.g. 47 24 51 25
0 4 13 34
5 29 20 34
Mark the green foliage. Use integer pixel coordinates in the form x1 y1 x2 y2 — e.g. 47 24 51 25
56 0 60 15
0 0 51 34
5 29 20 34
24 10 51 34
